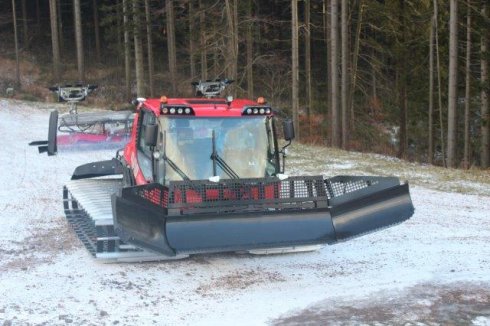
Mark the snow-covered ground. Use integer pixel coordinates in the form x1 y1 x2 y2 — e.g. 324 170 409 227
1 99 489 325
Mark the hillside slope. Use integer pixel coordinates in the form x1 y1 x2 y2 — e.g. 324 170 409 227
0 99 489 325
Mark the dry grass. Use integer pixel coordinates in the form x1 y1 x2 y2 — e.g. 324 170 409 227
0 56 53 101
195 268 286 296
0 53 132 109
287 143 490 196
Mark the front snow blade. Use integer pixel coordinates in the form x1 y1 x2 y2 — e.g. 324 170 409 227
112 186 177 257
112 176 414 256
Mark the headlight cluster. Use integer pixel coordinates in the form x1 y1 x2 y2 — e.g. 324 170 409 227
160 106 194 115
242 106 272 115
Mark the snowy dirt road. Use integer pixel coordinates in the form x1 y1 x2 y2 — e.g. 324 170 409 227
0 99 489 325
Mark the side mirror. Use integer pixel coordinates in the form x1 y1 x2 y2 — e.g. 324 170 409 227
145 124 158 147
283 119 295 141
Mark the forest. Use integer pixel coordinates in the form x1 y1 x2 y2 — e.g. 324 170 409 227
0 0 489 169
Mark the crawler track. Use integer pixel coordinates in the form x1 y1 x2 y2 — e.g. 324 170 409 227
63 178 187 262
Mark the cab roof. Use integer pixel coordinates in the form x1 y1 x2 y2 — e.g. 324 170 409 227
142 97 273 118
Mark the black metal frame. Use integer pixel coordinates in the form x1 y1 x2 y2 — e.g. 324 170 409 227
71 158 124 180
122 175 400 217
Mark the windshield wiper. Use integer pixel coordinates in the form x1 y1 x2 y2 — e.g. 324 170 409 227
162 131 190 181
211 130 240 179
163 154 190 181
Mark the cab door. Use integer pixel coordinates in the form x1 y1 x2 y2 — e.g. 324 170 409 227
135 109 157 183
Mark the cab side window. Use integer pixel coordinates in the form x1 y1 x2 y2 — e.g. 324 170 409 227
137 110 156 180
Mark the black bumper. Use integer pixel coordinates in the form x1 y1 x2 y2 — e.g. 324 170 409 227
112 176 414 256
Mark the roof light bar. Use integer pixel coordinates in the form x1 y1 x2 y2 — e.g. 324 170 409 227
160 105 195 115
242 106 272 116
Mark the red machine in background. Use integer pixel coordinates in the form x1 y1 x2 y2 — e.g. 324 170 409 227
30 84 133 155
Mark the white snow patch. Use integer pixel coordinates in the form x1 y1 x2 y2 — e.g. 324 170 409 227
328 162 356 170
0 99 489 325
473 317 490 326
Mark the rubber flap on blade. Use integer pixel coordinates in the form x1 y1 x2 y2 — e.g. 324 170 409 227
165 209 337 254
112 190 176 257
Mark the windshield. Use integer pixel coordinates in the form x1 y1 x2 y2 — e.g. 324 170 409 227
157 116 277 184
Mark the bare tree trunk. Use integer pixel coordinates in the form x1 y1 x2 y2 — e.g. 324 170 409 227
21 0 28 47
341 0 349 149
397 0 407 159
305 0 312 138
199 0 207 80
463 1 472 169
225 0 233 77
122 0 131 99
233 0 239 82
189 1 196 80
331 0 340 147
434 0 446 167
213 42 219 77
325 0 331 144
349 0 363 125
12 0 21 87
166 0 177 94
372 59 377 99
93 0 101 63
224 0 238 93
36 0 41 28
481 2 489 168
292 0 300 141
246 0 254 98
447 0 458 168
132 0 145 97
73 0 85 81
116 0 122 62
49 0 61 81
428 11 435 165
145 0 154 97
57 0 63 54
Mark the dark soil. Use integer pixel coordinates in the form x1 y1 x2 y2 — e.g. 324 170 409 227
273 282 490 325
